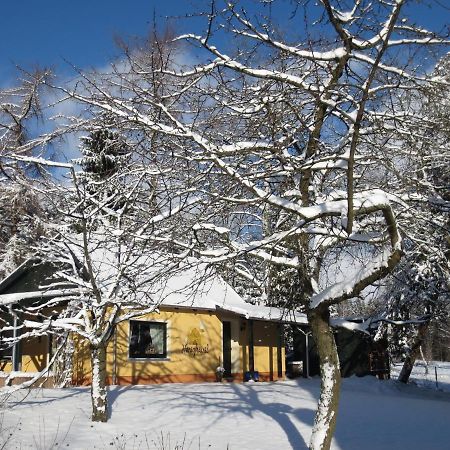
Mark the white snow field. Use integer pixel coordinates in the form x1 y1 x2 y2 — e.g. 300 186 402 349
2 367 450 450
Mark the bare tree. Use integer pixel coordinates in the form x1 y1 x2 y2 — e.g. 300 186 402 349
0 70 51 278
5 1 447 446
377 51 450 382
128 2 443 448
0 63 205 422
0 69 48 159
1 128 203 421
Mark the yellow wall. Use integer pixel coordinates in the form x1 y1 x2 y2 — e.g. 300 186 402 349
239 319 285 380
1 308 285 385
21 336 49 372
0 336 49 373
73 308 285 385
73 309 225 384
0 360 12 372
114 309 223 384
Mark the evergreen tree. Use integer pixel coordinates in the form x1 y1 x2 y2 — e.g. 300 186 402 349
76 128 130 219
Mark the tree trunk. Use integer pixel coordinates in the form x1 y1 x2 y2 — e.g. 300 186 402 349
90 343 108 422
307 307 341 450
398 321 430 384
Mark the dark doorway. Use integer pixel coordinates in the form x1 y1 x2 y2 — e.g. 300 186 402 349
222 321 232 377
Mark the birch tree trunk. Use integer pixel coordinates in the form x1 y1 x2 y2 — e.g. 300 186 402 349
90 343 108 422
398 321 430 384
308 307 341 450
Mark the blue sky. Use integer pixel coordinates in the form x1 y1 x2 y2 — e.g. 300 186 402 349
0 0 448 84
0 0 221 82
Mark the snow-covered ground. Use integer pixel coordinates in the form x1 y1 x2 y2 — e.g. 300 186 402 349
2 364 450 450
391 360 450 393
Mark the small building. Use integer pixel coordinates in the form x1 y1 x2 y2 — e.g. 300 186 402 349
0 259 306 387
288 319 390 379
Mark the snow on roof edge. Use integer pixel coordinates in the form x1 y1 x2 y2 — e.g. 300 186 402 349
0 255 308 325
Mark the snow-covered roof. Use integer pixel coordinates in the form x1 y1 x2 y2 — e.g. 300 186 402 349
148 264 307 324
0 252 307 325
0 289 83 307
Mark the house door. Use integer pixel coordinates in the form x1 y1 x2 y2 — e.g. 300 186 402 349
222 321 232 377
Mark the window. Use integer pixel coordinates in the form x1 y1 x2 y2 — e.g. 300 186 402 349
129 320 167 359
0 330 13 360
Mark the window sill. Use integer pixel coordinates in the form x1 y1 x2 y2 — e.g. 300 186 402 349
128 357 171 362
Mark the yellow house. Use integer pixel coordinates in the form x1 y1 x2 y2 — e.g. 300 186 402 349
0 259 307 387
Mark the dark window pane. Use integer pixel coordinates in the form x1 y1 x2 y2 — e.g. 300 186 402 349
129 320 167 359
0 329 13 360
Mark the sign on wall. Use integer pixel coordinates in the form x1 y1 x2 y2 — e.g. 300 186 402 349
182 327 210 357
